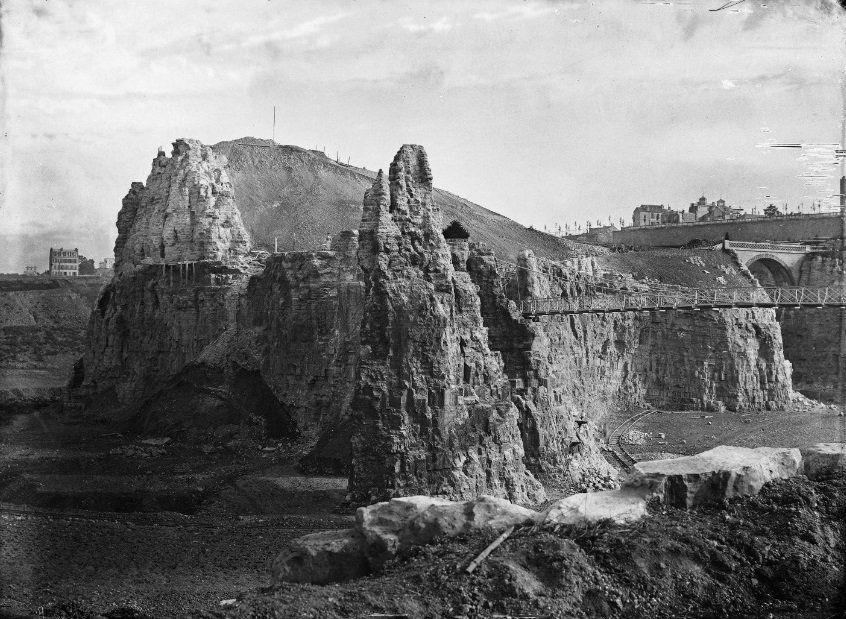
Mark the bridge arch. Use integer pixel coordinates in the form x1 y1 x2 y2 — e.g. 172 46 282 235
746 254 795 287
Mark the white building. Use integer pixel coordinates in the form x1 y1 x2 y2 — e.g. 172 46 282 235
49 247 79 277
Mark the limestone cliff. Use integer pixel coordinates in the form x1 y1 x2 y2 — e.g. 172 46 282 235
115 139 251 275
81 139 258 420
237 231 365 472
348 146 544 504
79 137 798 506
467 247 792 485
776 251 845 400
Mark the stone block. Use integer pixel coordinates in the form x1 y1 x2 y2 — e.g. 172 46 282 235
405 495 540 546
625 445 802 508
271 528 369 585
542 487 650 526
801 443 846 480
356 496 453 559
356 495 540 566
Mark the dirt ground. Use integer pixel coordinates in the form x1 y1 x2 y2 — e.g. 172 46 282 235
1 403 844 618
207 477 846 619
0 407 354 618
607 403 846 462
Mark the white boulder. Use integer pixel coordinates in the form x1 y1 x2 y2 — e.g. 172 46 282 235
404 495 541 546
355 495 454 559
542 487 650 525
625 445 801 508
356 495 540 565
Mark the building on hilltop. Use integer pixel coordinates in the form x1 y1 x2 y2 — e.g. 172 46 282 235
49 247 79 277
688 195 742 222
24 266 39 276
96 257 115 278
633 196 745 227
632 204 679 227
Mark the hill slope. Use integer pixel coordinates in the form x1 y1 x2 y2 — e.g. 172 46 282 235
213 138 600 263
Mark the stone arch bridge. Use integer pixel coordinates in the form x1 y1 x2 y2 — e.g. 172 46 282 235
722 240 810 287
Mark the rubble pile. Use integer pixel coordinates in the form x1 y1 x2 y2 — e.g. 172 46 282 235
273 443 843 585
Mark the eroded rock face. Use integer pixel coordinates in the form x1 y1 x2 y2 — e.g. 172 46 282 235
82 262 251 407
237 231 365 471
82 138 801 512
348 145 544 504
467 246 793 487
626 445 802 508
115 139 251 275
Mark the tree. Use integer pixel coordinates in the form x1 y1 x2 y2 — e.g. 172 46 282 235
442 220 470 239
763 203 780 218
78 255 96 275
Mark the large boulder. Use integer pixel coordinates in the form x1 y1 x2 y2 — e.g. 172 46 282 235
625 445 801 508
271 528 369 585
801 443 846 480
542 487 649 526
403 495 540 545
357 494 540 566
355 495 454 560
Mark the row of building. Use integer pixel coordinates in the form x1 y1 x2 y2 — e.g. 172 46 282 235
632 195 745 227
23 248 114 277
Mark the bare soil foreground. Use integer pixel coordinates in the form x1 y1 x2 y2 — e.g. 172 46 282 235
1 405 844 618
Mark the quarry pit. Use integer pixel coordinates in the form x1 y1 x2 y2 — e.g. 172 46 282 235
1 141 844 618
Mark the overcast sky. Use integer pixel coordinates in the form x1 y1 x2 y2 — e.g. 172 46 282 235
1 0 844 271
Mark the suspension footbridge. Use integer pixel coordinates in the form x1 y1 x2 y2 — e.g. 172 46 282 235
520 286 846 317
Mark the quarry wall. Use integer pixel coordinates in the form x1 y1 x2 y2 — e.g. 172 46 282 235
78 138 798 506
347 146 544 504
237 231 364 472
776 252 845 399
82 263 250 406
466 247 792 484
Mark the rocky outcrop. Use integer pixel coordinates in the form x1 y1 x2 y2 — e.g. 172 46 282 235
237 231 364 471
347 145 544 504
114 140 250 275
776 252 845 400
80 138 800 513
467 246 793 486
82 262 251 408
81 139 257 416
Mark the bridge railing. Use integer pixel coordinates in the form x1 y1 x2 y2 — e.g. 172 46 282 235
520 286 846 315
724 240 810 253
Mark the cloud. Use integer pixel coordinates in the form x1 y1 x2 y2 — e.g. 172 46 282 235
474 3 558 22
721 79 737 89
398 16 454 33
